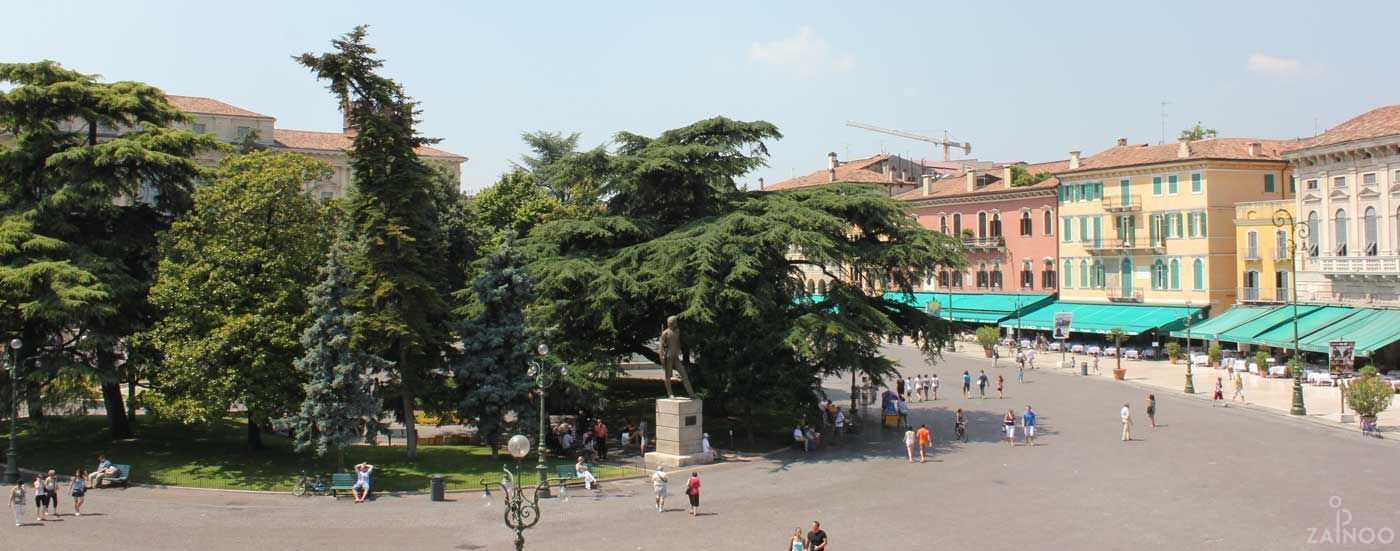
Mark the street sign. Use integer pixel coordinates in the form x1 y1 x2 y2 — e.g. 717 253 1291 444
1052 312 1072 340
926 301 941 315
1328 340 1355 376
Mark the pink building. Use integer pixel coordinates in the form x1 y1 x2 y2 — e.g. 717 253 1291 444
897 161 1066 293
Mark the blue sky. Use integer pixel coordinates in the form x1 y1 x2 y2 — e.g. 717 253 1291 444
4 0 1394 191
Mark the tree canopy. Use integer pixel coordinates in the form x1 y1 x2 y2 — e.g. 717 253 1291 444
1180 122 1218 141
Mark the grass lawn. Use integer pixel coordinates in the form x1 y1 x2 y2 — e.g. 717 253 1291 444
0 415 637 493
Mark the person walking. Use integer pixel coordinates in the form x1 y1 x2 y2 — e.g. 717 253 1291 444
10 480 24 527
896 397 910 429
996 375 1005 399
684 472 701 516
70 470 86 516
961 370 971 398
1212 376 1224 405
594 419 609 461
806 520 829 551
789 527 807 551
916 424 931 463
1146 394 1157 428
1120 402 1133 442
650 466 668 512
43 470 58 517
931 373 941 400
1018 361 1025 383
833 407 845 445
1003 409 1017 446
1017 349 1026 372
1231 372 1245 402
1028 347 1038 369
896 377 906 399
1022 405 1037 446
31 474 47 522
954 408 967 442
1092 353 1100 374
903 427 917 463
977 370 989 399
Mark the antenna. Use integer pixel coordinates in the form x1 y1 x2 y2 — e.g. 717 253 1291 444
1159 100 1170 144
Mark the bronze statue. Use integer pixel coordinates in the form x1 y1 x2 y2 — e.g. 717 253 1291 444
658 315 694 398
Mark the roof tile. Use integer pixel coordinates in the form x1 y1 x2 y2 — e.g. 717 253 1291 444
166 95 272 119
1287 105 1400 152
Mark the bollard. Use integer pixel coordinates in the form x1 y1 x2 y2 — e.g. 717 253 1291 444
429 474 446 501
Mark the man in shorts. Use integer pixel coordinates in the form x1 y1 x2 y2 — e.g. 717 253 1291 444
1022 405 1037 446
650 466 668 512
351 462 373 503
915 424 931 463
961 371 971 398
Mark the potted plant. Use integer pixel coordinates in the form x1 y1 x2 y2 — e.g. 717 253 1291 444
1207 344 1222 367
1254 350 1271 377
1344 366 1394 431
975 326 1000 358
960 228 975 240
1108 328 1127 380
1165 341 1181 364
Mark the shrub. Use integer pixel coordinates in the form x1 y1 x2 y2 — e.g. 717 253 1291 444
1254 351 1270 373
1165 341 1181 360
975 326 1000 350
1207 344 1222 365
1344 366 1394 418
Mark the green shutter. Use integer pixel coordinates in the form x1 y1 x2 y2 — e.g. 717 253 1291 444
1290 177 1297 193
1168 175 1178 194
1063 217 1070 241
1198 211 1206 236
1153 176 1162 195
1079 217 1087 241
1264 174 1276 193
1191 173 1202 193
1170 259 1180 289
1093 216 1101 245
1064 260 1072 288
1193 259 1204 290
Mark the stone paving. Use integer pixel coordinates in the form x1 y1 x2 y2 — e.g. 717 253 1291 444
5 345 1399 550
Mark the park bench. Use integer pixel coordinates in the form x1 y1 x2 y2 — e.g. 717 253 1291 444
553 464 577 484
97 464 131 488
329 473 357 498
386 427 411 445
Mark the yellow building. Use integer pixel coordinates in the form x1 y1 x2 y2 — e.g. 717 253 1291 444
1054 137 1293 314
1233 200 1295 304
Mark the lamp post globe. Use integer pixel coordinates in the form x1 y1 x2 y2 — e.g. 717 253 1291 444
4 337 22 484
508 434 531 460
9 338 21 351
536 343 549 357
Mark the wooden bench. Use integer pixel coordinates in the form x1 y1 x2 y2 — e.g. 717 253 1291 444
97 464 131 488
554 465 577 484
329 473 357 498
386 428 410 445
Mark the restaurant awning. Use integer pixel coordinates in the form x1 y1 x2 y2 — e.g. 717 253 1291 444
894 292 1055 324
1168 305 1273 341
1296 307 1400 356
999 301 1204 336
1215 304 1325 346
1253 306 1362 350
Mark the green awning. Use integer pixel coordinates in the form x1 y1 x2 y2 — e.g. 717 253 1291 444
1297 308 1400 356
999 301 1203 336
1253 306 1362 350
890 292 1054 324
1216 304 1324 345
1168 305 1273 341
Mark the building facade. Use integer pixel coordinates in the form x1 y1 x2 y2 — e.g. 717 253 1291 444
1233 200 1296 305
1284 105 1400 306
1055 137 1293 314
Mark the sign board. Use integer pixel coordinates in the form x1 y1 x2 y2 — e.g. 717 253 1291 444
1052 312 1073 340
925 301 941 316
1328 340 1355 376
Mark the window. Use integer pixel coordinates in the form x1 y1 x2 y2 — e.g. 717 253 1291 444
938 271 949 288
1062 217 1072 242
1275 230 1289 259
1188 213 1198 238
1192 258 1204 290
1092 260 1104 289
1264 174 1275 193
1043 209 1053 235
1306 179 1319 190
1275 271 1289 301
1174 213 1183 238
990 265 1003 289
1020 210 1032 236
1168 174 1178 194
1152 259 1167 290
807 280 816 294
952 271 963 288
1334 209 1348 256
236 126 252 138
1394 170 1400 184
952 213 962 234
1289 176 1296 194
1306 211 1320 257
1152 176 1162 196
1042 260 1057 289
818 280 828 294
1063 259 1073 288
1191 172 1202 193
1080 260 1089 289
1363 173 1377 185
1197 211 1206 236
1079 217 1088 242
1244 270 1260 300
990 212 1002 238
1092 216 1101 244
1333 176 1347 189
940 215 948 234
978 211 988 238
192 123 206 134
1246 231 1258 258
976 263 989 288
319 191 334 200
1365 207 1378 256
1170 259 1180 290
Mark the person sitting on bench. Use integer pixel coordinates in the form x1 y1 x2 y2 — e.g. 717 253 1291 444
351 463 374 503
575 456 597 490
87 456 117 486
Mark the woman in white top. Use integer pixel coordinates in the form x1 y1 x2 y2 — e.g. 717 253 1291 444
903 428 917 463
9 480 24 527
32 474 47 522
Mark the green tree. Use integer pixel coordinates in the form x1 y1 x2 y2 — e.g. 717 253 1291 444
282 232 390 466
144 151 332 448
514 130 605 209
451 231 538 458
1010 165 1054 187
298 26 452 458
473 169 561 238
0 61 219 428
524 117 961 434
1180 122 1218 141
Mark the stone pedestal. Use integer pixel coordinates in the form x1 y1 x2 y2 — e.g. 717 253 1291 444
644 398 711 468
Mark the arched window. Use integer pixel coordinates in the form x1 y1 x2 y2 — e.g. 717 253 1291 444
1170 259 1180 290
818 280 828 294
1043 209 1054 235
1043 259 1056 288
938 271 949 288
1334 208 1348 256
940 215 948 234
1021 259 1033 288
1153 259 1167 289
952 271 963 288
1192 258 1204 290
977 262 989 288
1063 259 1073 288
1020 210 1033 236
952 213 962 235
991 212 1002 238
1364 207 1378 256
990 263 1003 288
1306 211 1320 257
806 280 816 294
1092 260 1104 288
1079 260 1089 289
978 211 988 238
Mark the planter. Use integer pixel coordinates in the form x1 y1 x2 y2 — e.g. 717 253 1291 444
982 347 994 358
1169 358 1178 364
1112 368 1126 381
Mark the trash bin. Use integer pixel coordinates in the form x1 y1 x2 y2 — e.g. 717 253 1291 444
1080 362 1089 376
429 474 445 501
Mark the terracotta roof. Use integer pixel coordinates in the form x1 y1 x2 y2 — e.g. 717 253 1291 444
166 95 272 119
1061 138 1290 174
764 155 896 190
1287 105 1400 152
273 129 466 160
894 160 1067 201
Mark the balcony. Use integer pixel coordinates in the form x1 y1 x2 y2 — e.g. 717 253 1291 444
1101 194 1142 212
963 235 1005 251
1085 237 1167 255
1105 286 1144 302
1275 287 1289 302
1242 247 1260 261
1238 287 1282 303
1306 256 1400 278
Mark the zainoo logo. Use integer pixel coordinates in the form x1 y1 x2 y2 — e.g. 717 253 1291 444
1308 496 1395 545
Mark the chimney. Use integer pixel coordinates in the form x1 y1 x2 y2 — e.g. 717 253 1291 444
1002 166 1013 187
1116 137 1127 147
827 152 838 170
1069 151 1081 170
965 170 977 193
921 174 935 196
758 177 765 190
1177 139 1190 159
900 170 908 182
887 166 895 183
1247 142 1262 157
341 103 356 136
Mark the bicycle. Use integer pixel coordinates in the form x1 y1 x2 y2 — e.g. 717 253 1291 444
1360 417 1381 438
292 472 330 497
953 421 967 443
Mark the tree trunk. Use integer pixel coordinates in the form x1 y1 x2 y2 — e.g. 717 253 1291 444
126 377 137 420
849 371 858 414
97 349 132 439
246 408 264 450
399 345 418 459
25 380 43 422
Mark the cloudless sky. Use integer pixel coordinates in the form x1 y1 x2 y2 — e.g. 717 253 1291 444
4 0 1394 191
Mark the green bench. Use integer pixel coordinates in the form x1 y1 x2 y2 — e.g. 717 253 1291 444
329 473 357 498
554 465 577 483
97 464 131 488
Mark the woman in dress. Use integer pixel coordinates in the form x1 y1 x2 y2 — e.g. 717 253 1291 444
1146 394 1157 428
685 472 701 516
71 469 87 516
903 427 916 462
789 527 807 551
1003 410 1017 447
996 375 1005 399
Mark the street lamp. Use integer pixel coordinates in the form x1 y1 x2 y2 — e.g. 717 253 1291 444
1274 209 1309 416
1183 300 1196 395
528 343 564 498
6 338 40 484
481 434 548 551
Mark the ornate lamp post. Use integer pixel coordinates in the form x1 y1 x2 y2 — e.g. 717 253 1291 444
1274 209 1309 416
481 434 548 551
5 338 40 484
1183 300 1196 394
528 343 564 498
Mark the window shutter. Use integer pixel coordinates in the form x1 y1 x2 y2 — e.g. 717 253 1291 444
1264 174 1275 193
1191 173 1202 193
1168 175 1178 194
1153 176 1162 195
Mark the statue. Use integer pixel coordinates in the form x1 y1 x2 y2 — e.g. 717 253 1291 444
658 315 695 398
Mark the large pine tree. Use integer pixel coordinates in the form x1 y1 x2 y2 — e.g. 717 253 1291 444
285 233 389 466
297 26 451 458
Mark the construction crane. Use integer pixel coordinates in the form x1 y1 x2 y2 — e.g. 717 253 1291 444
845 120 971 161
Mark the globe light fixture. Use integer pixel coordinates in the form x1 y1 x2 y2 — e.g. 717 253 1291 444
508 434 531 460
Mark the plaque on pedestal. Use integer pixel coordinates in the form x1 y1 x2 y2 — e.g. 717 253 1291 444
644 397 712 467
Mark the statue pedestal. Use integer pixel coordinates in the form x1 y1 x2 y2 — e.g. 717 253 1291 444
644 397 711 468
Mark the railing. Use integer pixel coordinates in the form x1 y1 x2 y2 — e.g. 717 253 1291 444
1275 287 1288 302
1106 287 1144 302
1102 194 1142 212
1274 245 1290 260
1239 287 1262 302
1085 237 1167 255
962 236 1005 249
1243 247 1260 261
1306 255 1400 276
